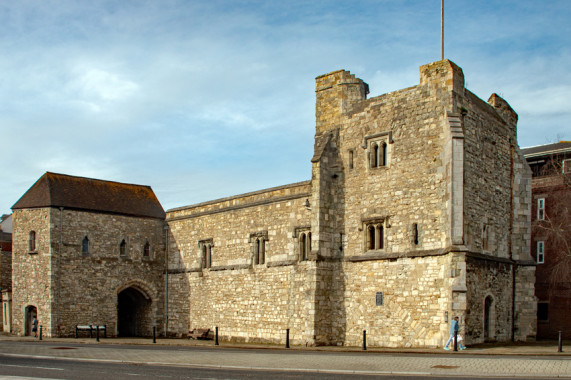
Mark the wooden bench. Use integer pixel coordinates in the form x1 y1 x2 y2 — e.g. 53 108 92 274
75 325 106 338
188 328 211 340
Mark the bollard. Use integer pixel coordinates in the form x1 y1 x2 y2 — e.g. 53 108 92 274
104 325 107 339
153 326 156 344
453 330 458 351
363 330 367 351
75 326 78 339
215 326 219 346
39 325 42 341
286 328 290 349
89 325 93 339
96 325 100 342
558 331 563 353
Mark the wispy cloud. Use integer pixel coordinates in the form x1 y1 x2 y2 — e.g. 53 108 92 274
1 0 569 211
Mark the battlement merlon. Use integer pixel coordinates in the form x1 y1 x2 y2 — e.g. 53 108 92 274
488 93 518 139
315 70 369 136
419 59 465 94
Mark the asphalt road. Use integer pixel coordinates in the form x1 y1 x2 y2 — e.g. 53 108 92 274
0 340 569 379
0 354 563 380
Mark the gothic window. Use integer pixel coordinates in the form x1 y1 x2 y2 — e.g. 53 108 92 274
82 236 89 256
365 221 384 251
143 241 151 258
364 132 392 170
297 228 311 261
250 231 268 266
369 142 387 168
119 239 127 257
28 231 36 252
254 238 265 265
199 239 213 269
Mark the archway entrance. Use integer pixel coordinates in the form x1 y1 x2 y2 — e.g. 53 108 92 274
117 287 152 337
24 305 37 337
484 295 494 340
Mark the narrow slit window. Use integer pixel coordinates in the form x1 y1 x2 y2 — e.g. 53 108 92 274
119 239 127 256
29 231 36 252
143 241 150 258
82 236 89 255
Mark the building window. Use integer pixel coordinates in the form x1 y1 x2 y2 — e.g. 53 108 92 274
537 302 548 322
199 239 213 269
482 224 488 251
369 141 388 168
296 228 311 261
119 239 127 256
82 236 89 256
364 221 385 251
143 241 151 258
348 150 354 170
28 231 36 252
363 132 392 170
412 223 419 246
536 240 545 264
250 231 268 266
563 159 571 174
537 198 545 221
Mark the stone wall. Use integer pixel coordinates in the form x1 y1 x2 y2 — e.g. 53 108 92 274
12 208 165 337
166 182 313 341
340 254 452 348
11 208 53 336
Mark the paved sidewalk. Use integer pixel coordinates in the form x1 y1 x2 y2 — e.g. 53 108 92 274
0 335 570 378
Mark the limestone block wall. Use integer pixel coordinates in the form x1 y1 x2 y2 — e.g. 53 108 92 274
461 92 514 258
187 263 315 344
329 63 462 260
339 254 452 348
12 208 165 337
11 208 53 336
166 182 313 341
465 257 513 343
514 265 536 340
52 208 165 337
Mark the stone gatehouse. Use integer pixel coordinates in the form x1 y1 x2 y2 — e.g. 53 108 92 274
10 59 536 347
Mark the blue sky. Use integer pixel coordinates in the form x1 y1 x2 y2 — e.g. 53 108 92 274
1 0 569 212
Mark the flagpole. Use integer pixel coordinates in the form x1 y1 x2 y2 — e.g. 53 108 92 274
441 0 444 60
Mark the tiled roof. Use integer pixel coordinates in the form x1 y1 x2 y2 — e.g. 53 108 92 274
12 172 165 219
521 141 571 158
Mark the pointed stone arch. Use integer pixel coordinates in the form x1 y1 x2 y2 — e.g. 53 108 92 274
116 280 156 337
24 305 37 337
483 294 496 341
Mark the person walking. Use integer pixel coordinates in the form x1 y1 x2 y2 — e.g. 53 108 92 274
444 316 466 350
32 316 38 338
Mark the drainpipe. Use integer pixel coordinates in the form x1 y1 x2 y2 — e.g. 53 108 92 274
164 224 169 337
509 144 516 342
58 207 64 337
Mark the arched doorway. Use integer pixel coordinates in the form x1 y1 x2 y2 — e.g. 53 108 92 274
117 287 152 337
24 305 37 337
484 295 494 340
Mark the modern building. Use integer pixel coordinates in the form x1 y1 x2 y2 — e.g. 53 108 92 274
522 141 571 339
9 60 536 347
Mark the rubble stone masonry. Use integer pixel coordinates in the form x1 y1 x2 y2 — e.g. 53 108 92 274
10 60 535 346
